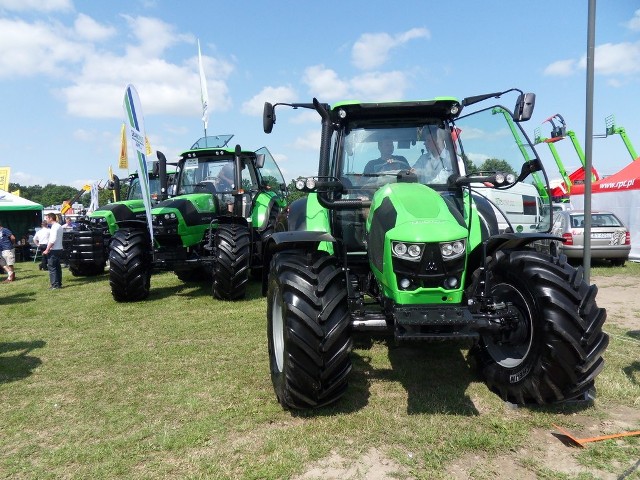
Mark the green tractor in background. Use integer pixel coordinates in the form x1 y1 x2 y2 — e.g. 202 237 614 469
262 91 609 409
63 159 175 277
108 135 287 302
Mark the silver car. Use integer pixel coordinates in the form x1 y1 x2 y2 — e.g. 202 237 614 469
550 210 631 266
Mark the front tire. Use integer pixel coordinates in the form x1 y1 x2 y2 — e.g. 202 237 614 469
472 250 608 404
267 251 352 409
212 224 251 300
108 229 151 302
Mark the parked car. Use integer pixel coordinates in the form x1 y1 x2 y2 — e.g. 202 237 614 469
549 210 631 266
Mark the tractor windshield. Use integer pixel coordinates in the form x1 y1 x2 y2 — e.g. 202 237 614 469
179 157 236 194
339 123 460 188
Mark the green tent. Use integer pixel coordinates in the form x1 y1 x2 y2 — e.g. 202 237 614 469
0 190 43 241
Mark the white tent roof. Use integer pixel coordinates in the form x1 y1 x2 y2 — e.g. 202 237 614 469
0 189 43 211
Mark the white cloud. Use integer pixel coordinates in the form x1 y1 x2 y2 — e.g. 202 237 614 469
74 14 116 42
352 27 429 70
544 41 640 78
350 71 407 101
587 42 640 75
543 59 577 77
0 18 88 77
121 15 192 59
291 130 320 150
0 0 72 12
302 65 408 102
625 9 640 31
303 65 349 100
241 85 297 116
60 18 233 119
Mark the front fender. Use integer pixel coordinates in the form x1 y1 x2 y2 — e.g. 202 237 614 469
261 231 337 296
484 233 563 257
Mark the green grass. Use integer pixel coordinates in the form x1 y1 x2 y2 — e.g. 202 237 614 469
1 261 639 479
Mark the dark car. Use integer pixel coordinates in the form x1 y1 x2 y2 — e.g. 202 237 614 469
550 210 631 266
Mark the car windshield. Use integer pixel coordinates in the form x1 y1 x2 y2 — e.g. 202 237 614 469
569 213 624 228
339 124 459 188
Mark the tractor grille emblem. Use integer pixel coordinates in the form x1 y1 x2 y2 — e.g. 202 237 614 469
425 261 437 271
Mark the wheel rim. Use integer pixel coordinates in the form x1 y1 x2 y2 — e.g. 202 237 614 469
484 282 533 368
271 288 285 373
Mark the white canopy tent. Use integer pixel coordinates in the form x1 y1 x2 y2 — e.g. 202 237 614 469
571 160 640 261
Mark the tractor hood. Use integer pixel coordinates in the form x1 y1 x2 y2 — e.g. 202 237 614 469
153 193 219 227
366 183 469 297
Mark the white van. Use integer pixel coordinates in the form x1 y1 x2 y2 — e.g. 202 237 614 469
472 181 543 233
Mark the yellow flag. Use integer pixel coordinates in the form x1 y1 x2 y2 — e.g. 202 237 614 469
0 166 10 191
118 123 128 169
145 136 152 155
11 189 20 197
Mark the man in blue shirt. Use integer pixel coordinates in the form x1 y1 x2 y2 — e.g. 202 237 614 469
0 220 16 282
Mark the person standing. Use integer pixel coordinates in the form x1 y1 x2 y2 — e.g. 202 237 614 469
0 220 16 282
33 220 50 271
43 213 64 289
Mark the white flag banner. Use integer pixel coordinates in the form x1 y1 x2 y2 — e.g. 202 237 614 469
123 84 154 247
198 39 210 130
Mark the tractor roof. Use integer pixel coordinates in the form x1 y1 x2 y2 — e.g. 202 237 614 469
330 98 462 124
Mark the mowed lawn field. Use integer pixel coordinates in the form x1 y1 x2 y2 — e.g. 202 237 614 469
1 260 639 479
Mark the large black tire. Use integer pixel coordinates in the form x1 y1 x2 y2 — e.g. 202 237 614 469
212 224 251 300
108 229 151 302
472 250 609 404
69 263 104 277
66 230 106 277
267 251 352 409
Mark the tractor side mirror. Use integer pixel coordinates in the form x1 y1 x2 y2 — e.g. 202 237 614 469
255 153 265 168
513 93 536 122
263 102 275 133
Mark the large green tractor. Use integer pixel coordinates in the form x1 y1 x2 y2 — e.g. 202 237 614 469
108 135 287 302
262 91 609 409
64 159 175 277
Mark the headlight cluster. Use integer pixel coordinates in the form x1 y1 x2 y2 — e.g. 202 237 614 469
440 239 466 260
295 177 316 191
152 212 178 225
392 241 423 262
89 217 107 224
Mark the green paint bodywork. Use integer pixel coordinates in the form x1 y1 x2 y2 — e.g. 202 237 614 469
88 199 146 235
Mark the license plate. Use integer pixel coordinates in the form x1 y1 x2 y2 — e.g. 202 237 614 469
591 232 612 239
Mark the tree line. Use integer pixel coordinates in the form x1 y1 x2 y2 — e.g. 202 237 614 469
8 183 115 209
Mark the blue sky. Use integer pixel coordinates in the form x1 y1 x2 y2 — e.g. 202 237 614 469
1 0 639 190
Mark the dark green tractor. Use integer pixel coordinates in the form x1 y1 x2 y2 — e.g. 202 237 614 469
108 135 287 302
64 159 175 277
262 91 609 409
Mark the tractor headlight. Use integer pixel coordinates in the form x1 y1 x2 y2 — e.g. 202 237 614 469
295 179 306 191
393 242 407 256
440 239 466 260
305 178 316 190
392 241 424 262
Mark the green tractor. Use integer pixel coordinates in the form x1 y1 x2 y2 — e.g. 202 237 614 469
108 135 287 302
262 91 609 409
64 159 175 277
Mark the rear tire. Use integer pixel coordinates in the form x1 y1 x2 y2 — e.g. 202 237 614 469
472 250 608 404
267 251 352 409
108 229 151 302
212 224 250 300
